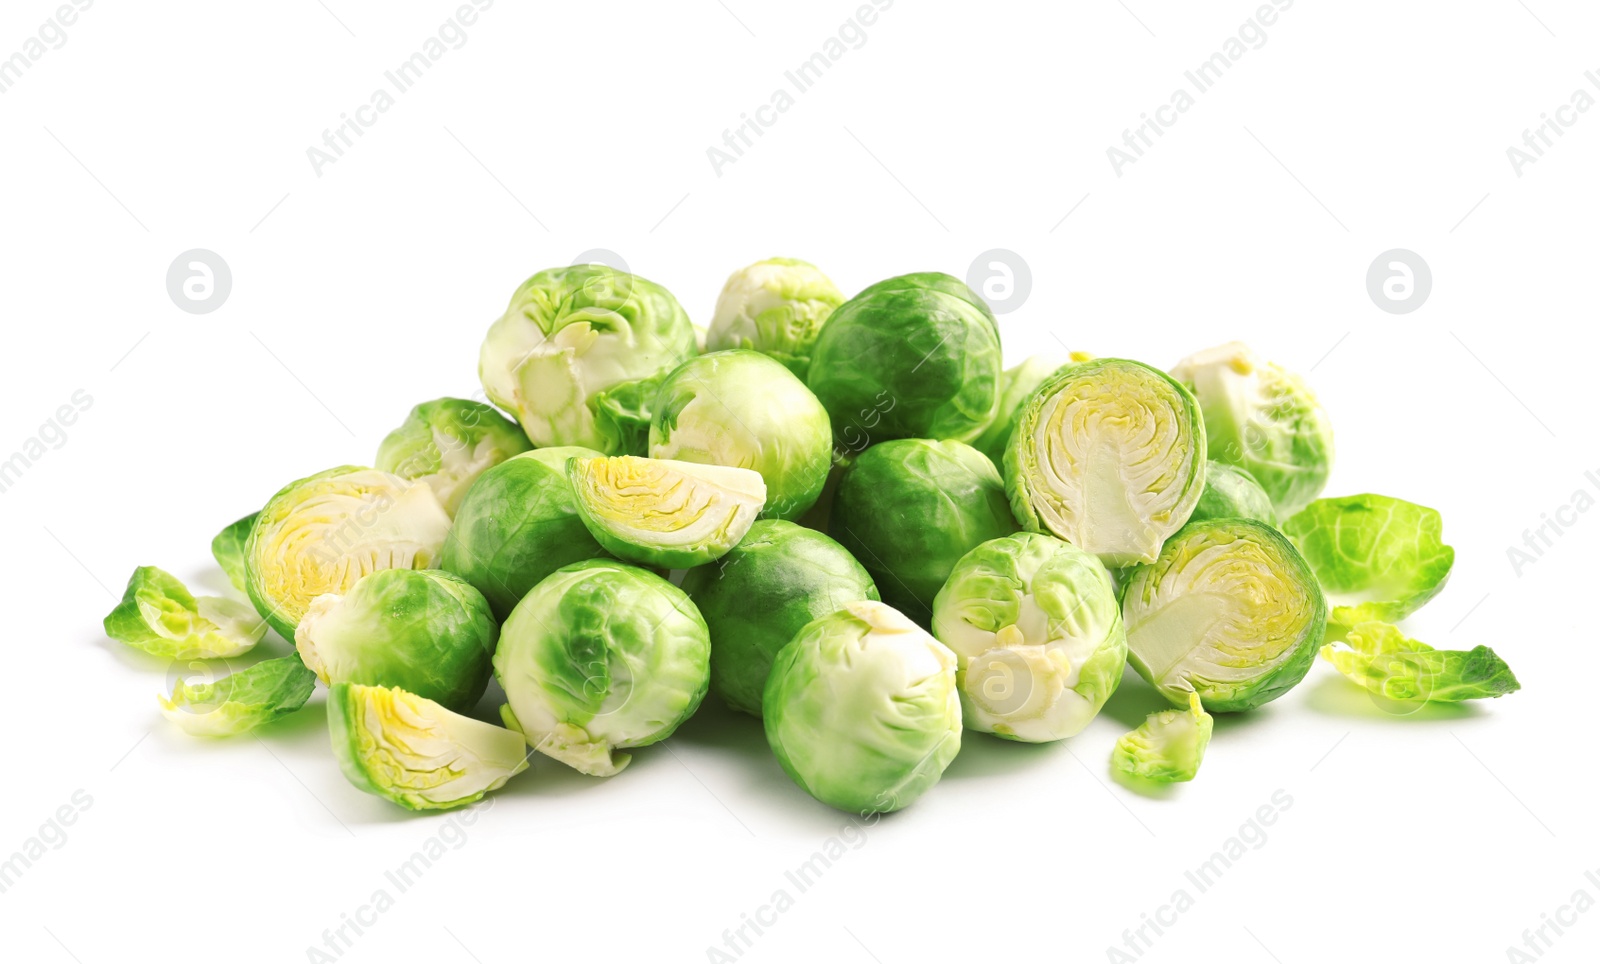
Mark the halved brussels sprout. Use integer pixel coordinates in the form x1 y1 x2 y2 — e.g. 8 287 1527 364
931 532 1126 741
1281 494 1454 639
650 350 833 521
375 397 531 516
807 272 1003 444
494 560 710 776
831 438 1016 625
568 456 766 568
245 466 452 639
1006 358 1206 568
159 654 317 737
1111 691 1213 783
295 569 497 713
764 601 961 814
441 446 607 620
211 513 258 594
706 258 845 378
104 566 266 659
1321 622 1520 703
971 353 1091 467
1121 519 1327 712
1189 461 1276 525
328 683 531 811
477 265 697 454
681 520 879 716
1170 342 1334 519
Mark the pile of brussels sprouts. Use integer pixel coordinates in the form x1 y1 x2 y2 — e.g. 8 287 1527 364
102 258 1520 814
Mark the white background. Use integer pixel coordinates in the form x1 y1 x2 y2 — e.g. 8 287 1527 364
1 1 1594 962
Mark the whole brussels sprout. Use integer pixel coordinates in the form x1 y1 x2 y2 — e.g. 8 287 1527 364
375 398 531 516
295 569 498 713
441 446 607 620
1189 461 1276 525
478 265 698 454
495 560 710 776
830 439 1017 624
1121 518 1327 712
932 532 1126 742
706 258 845 378
764 601 962 814
568 456 766 568
680 520 879 716
1005 358 1206 568
1170 342 1334 519
649 350 833 521
807 272 1003 445
245 466 452 639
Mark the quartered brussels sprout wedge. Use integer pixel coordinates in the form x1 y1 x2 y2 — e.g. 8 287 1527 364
1321 622 1520 704
160 654 317 737
375 397 531 516
706 258 845 378
1005 357 1206 567
104 566 266 659
210 513 258 594
329 683 530 811
1112 691 1213 783
568 455 766 568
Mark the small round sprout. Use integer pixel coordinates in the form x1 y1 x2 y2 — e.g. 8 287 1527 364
1170 342 1334 519
830 438 1017 625
441 446 607 620
681 520 879 716
649 350 833 520
159 655 317 737
932 532 1126 742
763 601 962 814
1112 692 1213 783
494 560 710 776
568 456 766 568
104 566 266 659
328 683 531 811
295 569 497 713
375 397 531 516
807 272 1003 444
245 466 453 639
706 258 845 378
477 264 697 454
1121 518 1327 712
1188 461 1276 525
1005 358 1206 568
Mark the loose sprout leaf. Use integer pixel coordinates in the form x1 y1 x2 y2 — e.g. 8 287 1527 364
104 566 266 659
210 513 259 594
568 455 766 568
1112 691 1213 783
159 654 317 737
1281 494 1455 638
1320 622 1521 703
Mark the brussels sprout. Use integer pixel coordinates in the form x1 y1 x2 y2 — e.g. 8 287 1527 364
1005 358 1206 568
568 456 765 568
649 350 832 521
706 258 845 378
441 446 607 620
159 655 317 737
808 272 1003 444
1321 622 1520 703
1121 519 1327 712
477 265 697 454
1189 461 1276 525
931 532 1126 741
495 560 710 776
328 683 531 811
1112 691 1213 783
971 353 1091 467
1170 342 1334 519
831 438 1017 625
104 566 266 659
295 569 497 713
1281 494 1454 640
681 520 879 716
375 398 531 516
245 466 452 639
211 512 258 594
763 601 962 814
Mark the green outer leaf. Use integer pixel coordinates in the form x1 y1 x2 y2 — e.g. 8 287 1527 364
1320 621 1520 703
211 512 259 594
1281 494 1454 638
104 565 264 659
160 654 317 737
1188 462 1276 526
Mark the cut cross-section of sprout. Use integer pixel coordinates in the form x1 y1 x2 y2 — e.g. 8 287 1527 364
567 455 766 568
